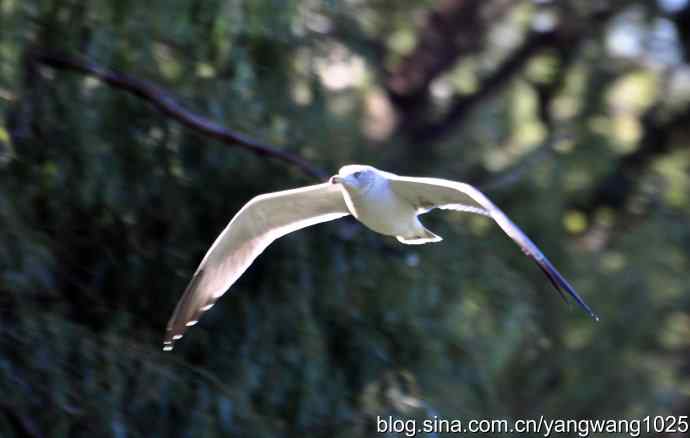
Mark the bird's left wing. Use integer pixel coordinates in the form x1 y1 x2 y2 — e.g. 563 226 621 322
388 175 598 320
163 182 350 350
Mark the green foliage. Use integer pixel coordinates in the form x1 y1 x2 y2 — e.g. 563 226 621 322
1 0 689 436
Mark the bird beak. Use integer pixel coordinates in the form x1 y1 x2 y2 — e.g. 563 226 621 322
329 175 342 184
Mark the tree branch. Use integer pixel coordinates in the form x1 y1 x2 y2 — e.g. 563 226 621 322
409 29 562 144
31 49 327 180
579 0 690 216
385 0 513 105
578 105 690 215
386 1 620 145
384 0 514 130
479 32 578 192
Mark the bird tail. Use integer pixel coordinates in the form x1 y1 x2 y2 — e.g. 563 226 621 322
397 228 443 245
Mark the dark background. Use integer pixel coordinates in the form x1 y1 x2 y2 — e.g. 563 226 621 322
1 0 689 436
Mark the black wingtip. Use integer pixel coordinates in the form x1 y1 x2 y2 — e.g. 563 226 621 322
554 284 572 308
535 257 598 322
567 289 599 322
587 307 600 322
578 304 600 322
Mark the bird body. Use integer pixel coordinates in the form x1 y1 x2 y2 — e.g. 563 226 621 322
163 164 597 351
334 167 433 242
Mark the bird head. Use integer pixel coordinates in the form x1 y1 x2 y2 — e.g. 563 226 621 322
330 165 377 193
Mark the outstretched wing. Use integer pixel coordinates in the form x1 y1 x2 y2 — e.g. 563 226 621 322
163 182 350 350
388 175 598 321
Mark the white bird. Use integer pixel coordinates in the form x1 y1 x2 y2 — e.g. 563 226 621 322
163 164 597 350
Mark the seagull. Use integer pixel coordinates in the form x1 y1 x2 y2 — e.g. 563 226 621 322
163 164 597 350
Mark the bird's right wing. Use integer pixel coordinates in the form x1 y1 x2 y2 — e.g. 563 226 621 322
388 175 598 321
163 182 349 350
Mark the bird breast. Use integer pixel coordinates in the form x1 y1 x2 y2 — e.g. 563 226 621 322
342 181 419 237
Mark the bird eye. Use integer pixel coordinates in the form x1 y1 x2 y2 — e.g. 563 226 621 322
354 171 362 178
